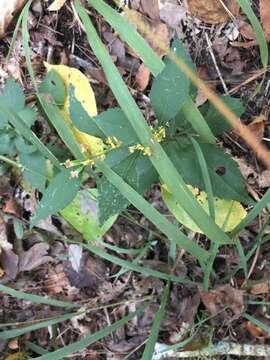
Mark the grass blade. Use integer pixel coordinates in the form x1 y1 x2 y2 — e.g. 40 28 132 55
39 95 84 160
237 0 268 70
244 313 270 333
0 284 79 308
87 0 215 144
34 303 148 360
80 241 196 284
0 312 80 340
142 282 170 359
75 1 232 246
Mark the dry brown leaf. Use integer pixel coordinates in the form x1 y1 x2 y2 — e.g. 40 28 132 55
200 285 244 324
260 0 270 39
159 2 186 28
250 279 270 295
196 65 216 107
125 10 170 58
239 22 256 40
245 321 265 338
19 243 53 272
135 63 150 91
248 114 266 142
141 0 160 20
187 0 239 24
48 0 67 11
258 170 270 188
0 0 26 38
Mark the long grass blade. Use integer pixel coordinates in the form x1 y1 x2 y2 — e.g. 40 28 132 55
0 312 80 340
75 1 232 246
80 240 196 284
142 282 170 359
0 284 79 308
87 0 215 144
244 313 270 333
34 303 148 360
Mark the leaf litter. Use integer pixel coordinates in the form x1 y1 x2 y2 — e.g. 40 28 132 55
1 0 270 358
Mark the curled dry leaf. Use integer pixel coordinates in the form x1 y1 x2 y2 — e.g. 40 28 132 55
135 63 150 91
187 0 239 24
200 284 245 324
247 114 266 142
19 243 53 272
0 0 26 38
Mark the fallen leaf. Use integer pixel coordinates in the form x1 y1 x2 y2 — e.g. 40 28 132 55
260 0 270 39
141 0 160 20
196 65 216 107
68 244 82 273
258 170 270 188
8 338 19 350
44 63 105 157
48 0 67 11
135 63 150 91
0 0 26 38
162 184 247 233
200 285 245 324
125 10 170 58
250 279 270 295
247 114 266 142
239 21 256 40
19 243 52 272
187 0 239 24
159 2 186 29
245 321 265 338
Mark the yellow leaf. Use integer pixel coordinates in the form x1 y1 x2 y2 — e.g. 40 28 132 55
48 0 67 11
44 63 105 157
161 184 247 233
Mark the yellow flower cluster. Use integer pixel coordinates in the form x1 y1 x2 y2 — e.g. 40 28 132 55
153 126 166 143
128 144 152 156
105 136 122 149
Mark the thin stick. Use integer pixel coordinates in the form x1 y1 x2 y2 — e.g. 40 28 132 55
205 32 228 94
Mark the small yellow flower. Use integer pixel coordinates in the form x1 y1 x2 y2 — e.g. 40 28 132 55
128 144 152 156
153 127 166 143
106 136 122 149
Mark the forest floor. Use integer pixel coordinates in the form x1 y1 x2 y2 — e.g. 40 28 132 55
1 0 270 359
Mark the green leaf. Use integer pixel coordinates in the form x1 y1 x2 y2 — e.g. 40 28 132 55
98 153 158 223
0 78 25 114
203 96 245 135
39 69 66 105
31 168 81 227
76 1 232 246
20 152 47 192
150 39 191 124
18 106 37 127
60 188 117 241
0 131 16 155
165 141 250 204
15 136 36 154
69 87 138 145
